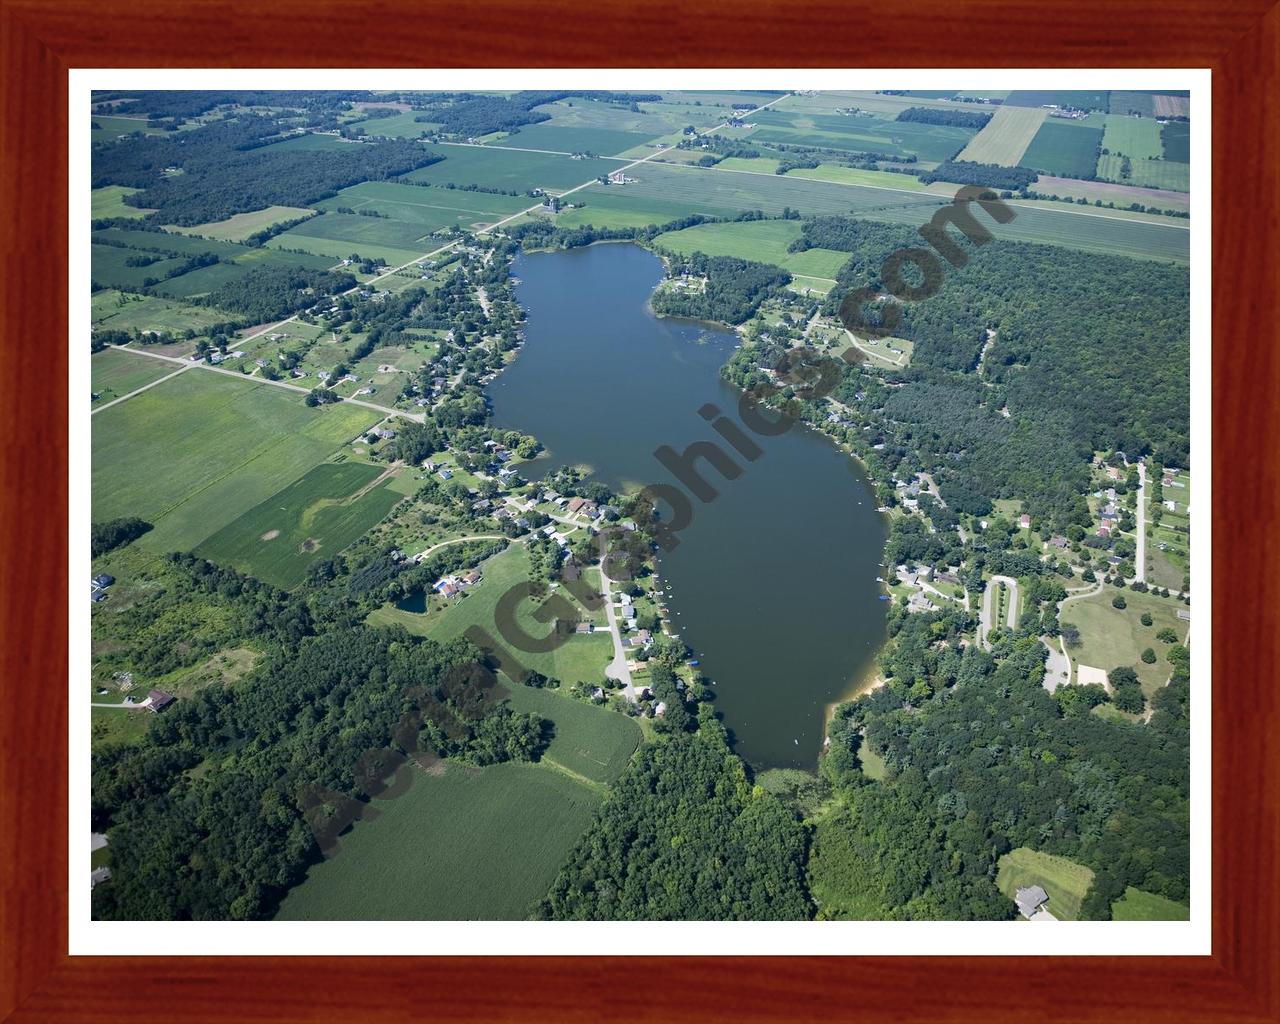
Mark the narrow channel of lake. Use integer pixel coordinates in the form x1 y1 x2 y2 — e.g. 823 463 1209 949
488 243 888 769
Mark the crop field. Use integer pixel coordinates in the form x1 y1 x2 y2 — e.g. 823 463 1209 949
196 462 402 588
1153 94 1192 119
773 91 959 118
1108 91 1156 117
91 347 178 403
275 760 600 920
260 132 359 152
272 210 434 251
92 227 250 259
92 372 380 553
317 180 530 228
1096 155 1190 192
530 98 705 137
746 109 975 162
1030 175 1190 214
169 205 315 242
91 244 188 290
370 544 617 686
1101 115 1164 159
1111 887 1190 920
402 146 619 193
1162 121 1191 162
996 848 1095 921
502 683 641 786
955 105 1047 165
656 219 850 279
1064 587 1189 698
91 185 152 220
502 124 658 156
267 230 423 268
91 115 166 144
91 290 241 334
1020 119 1104 178
785 164 930 190
347 111 435 139
1004 90 1110 111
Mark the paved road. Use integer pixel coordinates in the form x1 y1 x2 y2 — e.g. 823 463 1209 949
104 345 425 423
1135 460 1147 583
978 574 1019 650
90 364 190 415
598 555 636 700
1042 637 1071 691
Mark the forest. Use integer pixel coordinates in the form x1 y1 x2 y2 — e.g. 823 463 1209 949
917 160 1038 190
200 266 357 322
897 106 992 130
812 628 1190 919
91 555 545 920
92 115 441 224
649 253 791 324
538 677 810 920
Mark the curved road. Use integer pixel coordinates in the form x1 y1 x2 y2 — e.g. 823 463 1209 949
978 574 1019 650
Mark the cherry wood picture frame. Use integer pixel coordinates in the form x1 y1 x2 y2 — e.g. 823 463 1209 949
2 1 1276 1020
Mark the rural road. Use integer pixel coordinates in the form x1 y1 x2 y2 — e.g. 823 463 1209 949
978 574 1019 650
90 364 190 414
100 344 425 423
597 555 636 700
413 534 504 561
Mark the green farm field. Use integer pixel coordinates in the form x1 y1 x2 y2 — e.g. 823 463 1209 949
1064 587 1189 698
1020 119 1104 178
586 163 1190 262
503 124 658 156
1029 175 1190 214
347 111 435 139
1096 155 1190 192
267 230 423 268
317 180 531 227
275 760 600 920
1101 115 1164 159
1111 887 1190 920
656 219 850 279
955 105 1046 165
91 185 152 220
91 290 241 334
996 847 1095 921
92 372 380 553
1162 121 1191 162
91 348 178 403
196 462 402 589
91 244 188 290
403 146 619 193
368 544 616 686
169 206 315 242
785 164 930 190
502 683 641 786
747 109 975 162
91 115 165 144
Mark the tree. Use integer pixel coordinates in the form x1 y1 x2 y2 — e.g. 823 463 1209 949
1141 648 1157 664
1140 612 1153 626
1156 627 1178 643
1112 595 1127 609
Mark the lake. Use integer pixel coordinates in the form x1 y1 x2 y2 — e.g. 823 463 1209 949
488 243 887 769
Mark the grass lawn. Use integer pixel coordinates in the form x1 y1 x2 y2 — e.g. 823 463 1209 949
368 544 616 686
169 205 314 242
90 707 153 750
91 185 153 220
275 760 600 920
996 847 1095 921
1064 587 1189 698
955 105 1047 166
196 462 402 588
1111 886 1190 921
502 683 641 786
91 348 179 403
656 219 849 279
92 372 380 554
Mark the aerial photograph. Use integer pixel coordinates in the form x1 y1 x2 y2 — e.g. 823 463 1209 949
87 86 1192 923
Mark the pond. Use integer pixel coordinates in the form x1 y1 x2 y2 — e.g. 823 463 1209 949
488 242 888 769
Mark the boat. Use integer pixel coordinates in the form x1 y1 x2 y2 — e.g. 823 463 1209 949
878 594 891 601
875 576 884 583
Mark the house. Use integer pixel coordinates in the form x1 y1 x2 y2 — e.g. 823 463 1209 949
92 574 115 589
654 701 668 717
438 469 453 480
574 622 594 634
566 497 587 514
1097 525 1112 537
1015 885 1049 919
147 689 175 714
1164 499 1177 512
1019 514 1031 529
1049 536 1070 549
91 589 107 603
91 867 112 889
907 592 938 614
